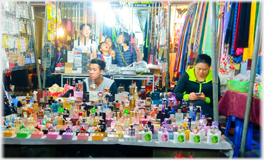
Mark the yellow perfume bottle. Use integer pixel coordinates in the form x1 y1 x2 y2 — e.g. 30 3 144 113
33 101 39 111
47 4 53 20
45 118 53 129
14 117 22 129
21 107 30 119
27 117 35 127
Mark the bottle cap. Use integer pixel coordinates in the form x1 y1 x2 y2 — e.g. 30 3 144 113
79 116 83 120
66 118 70 121
202 115 205 119
177 109 181 113
171 108 175 112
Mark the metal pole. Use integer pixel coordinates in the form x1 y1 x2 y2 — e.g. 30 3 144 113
210 2 219 122
42 1 49 89
27 2 42 89
165 2 171 93
240 5 262 157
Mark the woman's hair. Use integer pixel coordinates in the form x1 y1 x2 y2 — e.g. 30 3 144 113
120 32 130 46
195 54 211 66
98 42 107 53
105 37 116 50
91 58 106 71
80 23 92 31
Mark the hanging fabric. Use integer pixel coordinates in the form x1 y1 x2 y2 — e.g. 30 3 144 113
243 2 257 61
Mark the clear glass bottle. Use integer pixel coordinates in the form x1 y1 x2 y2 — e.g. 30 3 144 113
90 80 97 91
65 118 72 128
118 83 124 93
175 109 183 126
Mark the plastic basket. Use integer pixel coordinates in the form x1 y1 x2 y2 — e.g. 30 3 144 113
227 79 250 93
258 85 262 99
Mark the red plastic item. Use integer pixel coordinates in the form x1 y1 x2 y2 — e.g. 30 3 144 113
174 153 193 158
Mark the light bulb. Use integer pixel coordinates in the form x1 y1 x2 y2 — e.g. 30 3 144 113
57 28 64 37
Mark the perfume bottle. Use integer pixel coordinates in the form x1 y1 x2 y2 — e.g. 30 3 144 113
44 105 52 117
145 97 151 112
175 109 183 126
65 118 72 128
90 80 97 91
5 117 11 126
196 107 201 121
57 115 65 126
111 117 117 129
42 115 48 126
77 116 83 126
28 117 35 127
21 107 30 118
158 125 169 142
142 124 152 142
124 100 130 111
46 118 53 128
14 117 22 129
129 124 135 136
37 106 45 119
141 86 146 99
123 115 130 128
33 101 39 111
79 105 87 117
118 83 124 93
115 100 120 111
80 118 89 131
65 99 71 111
26 93 31 104
161 98 167 114
133 86 139 99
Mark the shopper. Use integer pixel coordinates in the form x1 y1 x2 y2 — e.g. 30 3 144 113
105 37 116 58
97 42 117 68
131 33 142 62
73 23 97 59
173 54 220 119
83 58 117 96
114 32 137 67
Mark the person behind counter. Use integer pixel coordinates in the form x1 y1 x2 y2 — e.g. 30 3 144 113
105 37 116 57
173 54 220 119
114 32 137 67
73 23 97 59
97 42 117 68
83 58 117 96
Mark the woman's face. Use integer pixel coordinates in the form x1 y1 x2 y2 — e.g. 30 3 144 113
117 34 124 44
89 64 103 80
106 38 112 48
195 63 210 77
80 25 91 37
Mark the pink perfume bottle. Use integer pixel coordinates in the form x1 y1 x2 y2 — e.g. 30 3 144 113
77 125 89 140
111 117 117 129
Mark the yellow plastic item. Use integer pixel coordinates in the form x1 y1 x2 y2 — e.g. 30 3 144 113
184 130 191 140
57 9 61 23
92 133 104 140
47 4 53 20
3 129 16 137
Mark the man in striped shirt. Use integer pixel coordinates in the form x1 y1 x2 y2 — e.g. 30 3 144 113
114 32 137 67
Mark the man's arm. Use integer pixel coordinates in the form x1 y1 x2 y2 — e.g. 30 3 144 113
132 48 137 63
110 82 118 99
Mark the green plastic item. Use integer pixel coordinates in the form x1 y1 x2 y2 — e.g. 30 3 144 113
146 38 148 48
124 109 129 115
17 129 30 138
227 79 250 93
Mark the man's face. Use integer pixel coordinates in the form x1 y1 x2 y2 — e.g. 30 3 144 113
80 25 91 37
117 34 124 44
89 63 103 80
100 43 110 52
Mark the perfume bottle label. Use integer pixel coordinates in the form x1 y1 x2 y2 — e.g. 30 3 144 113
211 136 218 144
144 134 151 141
193 135 200 143
161 134 168 142
178 135 185 143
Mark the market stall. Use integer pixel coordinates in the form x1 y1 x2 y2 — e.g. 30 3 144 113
1 1 262 158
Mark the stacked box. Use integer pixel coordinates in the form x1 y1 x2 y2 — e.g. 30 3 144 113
82 52 91 73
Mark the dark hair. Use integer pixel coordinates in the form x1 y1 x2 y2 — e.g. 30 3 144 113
120 32 130 46
195 54 211 66
98 42 107 53
105 37 116 50
91 58 106 71
80 23 92 31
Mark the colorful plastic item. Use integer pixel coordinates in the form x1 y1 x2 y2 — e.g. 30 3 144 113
31 125 44 138
77 126 89 140
62 125 74 139
46 126 59 139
